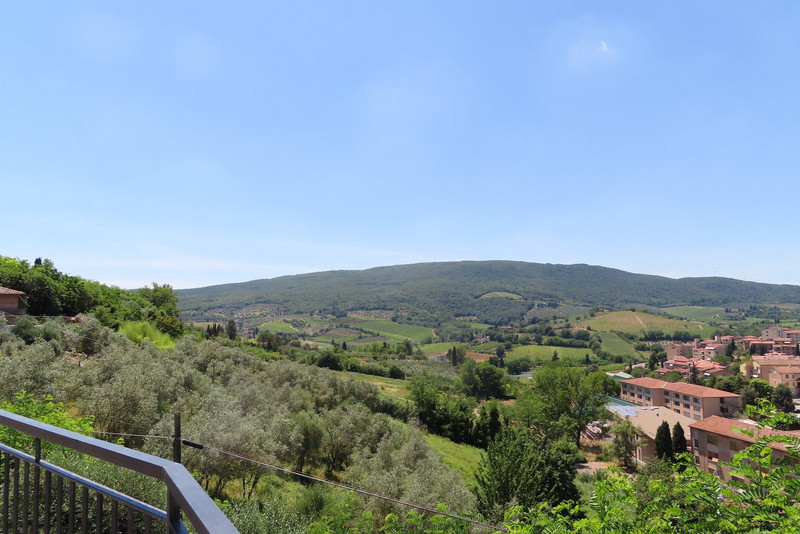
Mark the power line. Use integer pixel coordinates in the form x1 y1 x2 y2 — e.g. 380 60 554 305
200 442 504 531
89 430 505 532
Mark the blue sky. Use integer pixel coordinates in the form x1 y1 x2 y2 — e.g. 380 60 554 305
3 2 800 289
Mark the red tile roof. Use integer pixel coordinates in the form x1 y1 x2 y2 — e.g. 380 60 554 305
0 286 25 295
622 377 668 388
666 382 739 398
690 416 800 452
622 378 739 398
769 366 800 374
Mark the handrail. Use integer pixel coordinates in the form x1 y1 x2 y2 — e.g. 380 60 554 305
0 409 239 534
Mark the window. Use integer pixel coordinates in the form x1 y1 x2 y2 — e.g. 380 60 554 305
693 397 700 403
645 397 651 402
707 434 718 445
694 415 701 421
693 405 700 411
683 403 690 409
683 395 690 401
637 387 643 392
645 388 651 394
694 438 699 448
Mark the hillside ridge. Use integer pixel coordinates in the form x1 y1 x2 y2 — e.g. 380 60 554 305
177 261 800 325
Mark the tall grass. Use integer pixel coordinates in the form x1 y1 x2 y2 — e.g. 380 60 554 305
119 321 175 349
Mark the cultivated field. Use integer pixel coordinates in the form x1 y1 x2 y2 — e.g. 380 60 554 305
479 291 522 300
596 331 639 356
662 306 726 322
354 320 433 343
257 321 299 334
583 311 714 337
344 372 410 399
508 344 594 364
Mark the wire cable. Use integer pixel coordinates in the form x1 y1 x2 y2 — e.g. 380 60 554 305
85 430 505 531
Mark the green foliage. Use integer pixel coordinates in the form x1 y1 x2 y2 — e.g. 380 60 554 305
473 426 580 521
512 365 612 446
608 417 640 470
0 256 184 334
771 383 795 413
409 373 477 445
0 391 94 454
654 420 673 461
119 321 176 349
672 422 688 456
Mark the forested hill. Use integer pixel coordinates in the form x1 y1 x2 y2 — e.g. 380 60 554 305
177 261 800 324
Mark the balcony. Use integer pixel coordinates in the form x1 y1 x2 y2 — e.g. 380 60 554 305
0 409 238 533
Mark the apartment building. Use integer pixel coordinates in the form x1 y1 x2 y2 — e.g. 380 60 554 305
689 416 800 481
620 377 740 421
740 354 800 382
767 367 800 396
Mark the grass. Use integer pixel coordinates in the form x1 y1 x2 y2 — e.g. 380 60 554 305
596 331 638 356
257 321 298 334
508 344 594 364
462 322 492 330
662 306 727 322
343 372 411 399
424 433 483 488
584 311 715 338
479 291 522 300
119 321 175 349
355 320 433 343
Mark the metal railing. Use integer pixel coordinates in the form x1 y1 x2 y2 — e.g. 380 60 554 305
0 410 238 534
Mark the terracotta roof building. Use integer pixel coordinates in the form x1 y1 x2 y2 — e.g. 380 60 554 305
620 377 740 421
0 286 26 316
607 403 694 464
689 416 800 481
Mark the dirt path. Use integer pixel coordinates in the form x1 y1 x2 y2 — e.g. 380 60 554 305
633 312 646 329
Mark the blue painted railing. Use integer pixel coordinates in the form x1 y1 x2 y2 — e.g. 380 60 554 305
0 410 238 534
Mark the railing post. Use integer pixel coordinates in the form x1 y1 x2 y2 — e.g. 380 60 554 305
173 413 181 465
167 491 182 534
169 412 183 534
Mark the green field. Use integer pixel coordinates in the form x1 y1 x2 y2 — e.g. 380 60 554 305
596 331 638 357
344 372 411 399
257 321 299 334
354 320 433 343
508 344 594 364
479 291 522 300
425 433 483 488
462 322 492 330
585 311 714 338
662 306 727 322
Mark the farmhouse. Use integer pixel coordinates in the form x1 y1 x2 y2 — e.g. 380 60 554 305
0 286 26 316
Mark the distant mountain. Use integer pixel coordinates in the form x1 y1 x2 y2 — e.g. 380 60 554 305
176 261 800 325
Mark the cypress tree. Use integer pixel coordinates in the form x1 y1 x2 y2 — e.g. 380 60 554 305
672 422 687 456
655 420 673 461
